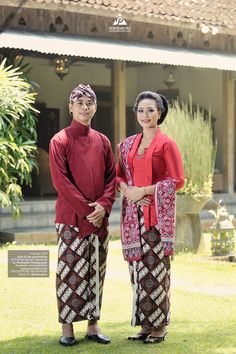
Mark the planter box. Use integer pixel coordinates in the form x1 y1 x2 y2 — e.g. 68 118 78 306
176 195 210 214
175 195 211 252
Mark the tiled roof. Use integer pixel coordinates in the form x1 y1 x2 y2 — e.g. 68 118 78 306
30 0 236 29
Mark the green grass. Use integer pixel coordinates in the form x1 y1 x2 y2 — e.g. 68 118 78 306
0 240 236 354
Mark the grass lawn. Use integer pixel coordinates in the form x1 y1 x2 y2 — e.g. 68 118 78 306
0 238 236 354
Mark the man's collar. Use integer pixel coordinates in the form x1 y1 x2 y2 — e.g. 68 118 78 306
70 119 90 137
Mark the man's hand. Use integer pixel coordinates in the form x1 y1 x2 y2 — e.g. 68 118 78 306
87 202 106 228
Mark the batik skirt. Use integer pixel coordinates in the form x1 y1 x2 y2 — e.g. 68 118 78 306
55 224 108 324
129 209 171 328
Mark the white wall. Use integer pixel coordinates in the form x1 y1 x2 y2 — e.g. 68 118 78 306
126 66 138 106
27 57 224 171
137 64 176 92
27 57 111 128
129 64 223 171
178 67 223 171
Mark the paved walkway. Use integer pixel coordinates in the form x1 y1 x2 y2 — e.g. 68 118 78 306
105 268 236 296
171 278 236 296
107 241 236 297
2 241 236 297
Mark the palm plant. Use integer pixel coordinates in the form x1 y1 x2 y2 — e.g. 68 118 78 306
162 96 216 197
0 58 38 217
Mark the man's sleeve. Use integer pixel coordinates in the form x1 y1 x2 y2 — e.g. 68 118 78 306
49 137 93 218
116 143 127 186
96 139 116 216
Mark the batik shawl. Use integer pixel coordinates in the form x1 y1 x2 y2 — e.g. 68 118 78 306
154 178 176 256
119 135 142 262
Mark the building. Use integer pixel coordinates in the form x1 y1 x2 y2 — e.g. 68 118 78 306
0 0 236 198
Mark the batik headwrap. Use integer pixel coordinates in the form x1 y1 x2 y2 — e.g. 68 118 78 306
69 84 97 104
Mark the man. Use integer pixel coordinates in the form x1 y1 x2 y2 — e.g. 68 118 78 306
49 84 116 346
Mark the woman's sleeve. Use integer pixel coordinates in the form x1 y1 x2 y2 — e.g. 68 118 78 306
164 140 185 190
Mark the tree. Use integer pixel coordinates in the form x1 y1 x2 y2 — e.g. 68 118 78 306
0 58 38 217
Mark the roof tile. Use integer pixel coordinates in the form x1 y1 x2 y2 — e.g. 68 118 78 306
30 0 236 29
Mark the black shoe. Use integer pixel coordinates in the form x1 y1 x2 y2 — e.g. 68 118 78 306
86 333 111 344
144 332 168 344
59 336 76 346
128 333 151 341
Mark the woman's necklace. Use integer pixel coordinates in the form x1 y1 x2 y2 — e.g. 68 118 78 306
137 137 152 156
137 144 146 156
137 129 157 157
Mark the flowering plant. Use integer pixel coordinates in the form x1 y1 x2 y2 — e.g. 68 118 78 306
208 200 234 229
209 200 235 256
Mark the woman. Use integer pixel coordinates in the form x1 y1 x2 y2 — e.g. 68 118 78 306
116 91 184 344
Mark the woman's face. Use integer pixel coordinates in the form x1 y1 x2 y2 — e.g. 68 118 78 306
136 98 161 129
69 96 97 126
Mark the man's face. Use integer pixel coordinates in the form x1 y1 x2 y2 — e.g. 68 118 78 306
69 96 97 126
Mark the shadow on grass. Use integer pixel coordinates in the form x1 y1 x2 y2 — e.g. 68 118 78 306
1 321 236 354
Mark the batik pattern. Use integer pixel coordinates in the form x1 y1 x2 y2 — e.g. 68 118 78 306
118 135 142 262
155 178 176 255
56 224 108 324
129 210 171 328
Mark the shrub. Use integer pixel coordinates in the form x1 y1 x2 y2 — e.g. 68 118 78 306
162 97 216 196
0 58 38 217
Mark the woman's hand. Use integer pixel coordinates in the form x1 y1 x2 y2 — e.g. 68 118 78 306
137 197 152 206
126 186 146 203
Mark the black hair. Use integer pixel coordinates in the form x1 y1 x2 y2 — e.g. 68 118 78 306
133 91 168 125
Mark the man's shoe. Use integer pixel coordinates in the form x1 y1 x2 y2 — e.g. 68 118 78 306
128 333 151 341
86 333 111 344
59 336 76 346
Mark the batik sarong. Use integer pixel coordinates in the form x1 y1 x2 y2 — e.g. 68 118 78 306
56 224 108 324
129 210 171 328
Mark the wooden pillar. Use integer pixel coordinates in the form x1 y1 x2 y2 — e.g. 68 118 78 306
223 71 235 194
112 60 126 156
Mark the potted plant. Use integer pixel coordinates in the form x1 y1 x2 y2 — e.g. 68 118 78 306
209 200 235 257
162 96 216 251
